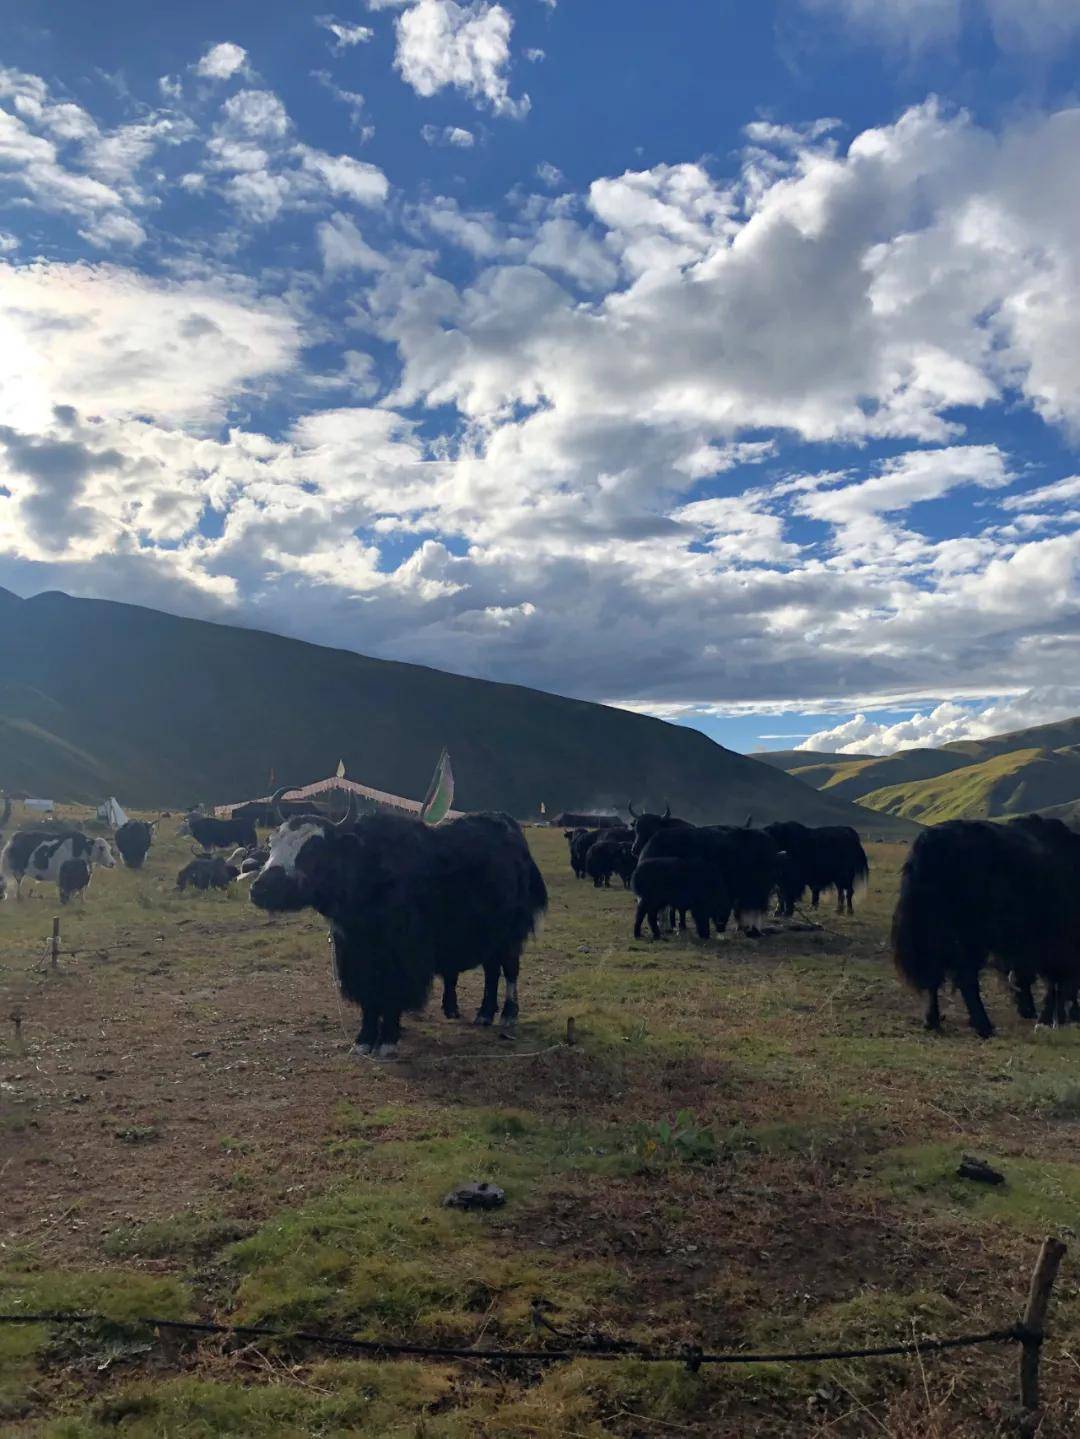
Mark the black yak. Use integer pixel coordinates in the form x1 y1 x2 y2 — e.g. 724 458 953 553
250 809 547 1059
628 803 693 857
177 856 239 892
114 819 157 870
765 821 869 916
892 816 1080 1038
638 825 780 935
632 858 731 940
58 857 92 904
178 812 258 851
585 838 636 888
570 825 632 880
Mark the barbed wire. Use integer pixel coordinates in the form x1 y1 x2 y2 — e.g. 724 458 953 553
0 1310 1030 1371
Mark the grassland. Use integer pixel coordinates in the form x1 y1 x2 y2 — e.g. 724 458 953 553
2 819 1080 1436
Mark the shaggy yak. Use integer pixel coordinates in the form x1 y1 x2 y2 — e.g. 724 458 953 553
892 815 1080 1038
177 856 239 892
585 839 636 888
250 809 548 1060
114 819 157 870
765 821 869 916
632 857 732 941
627 803 693 858
637 824 781 935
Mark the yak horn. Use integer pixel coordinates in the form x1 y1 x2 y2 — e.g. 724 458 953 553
268 785 297 823
663 802 671 820
627 800 638 819
745 813 754 829
331 793 356 829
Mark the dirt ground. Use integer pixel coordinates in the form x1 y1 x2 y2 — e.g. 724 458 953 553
2 820 1080 1437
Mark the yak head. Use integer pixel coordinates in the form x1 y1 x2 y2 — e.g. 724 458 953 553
89 837 117 869
629 803 676 857
250 804 359 915
115 819 154 869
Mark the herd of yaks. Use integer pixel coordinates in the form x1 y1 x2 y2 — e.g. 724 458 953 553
3 792 1079 1049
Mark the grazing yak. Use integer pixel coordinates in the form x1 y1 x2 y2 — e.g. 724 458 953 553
58 858 92 904
892 815 1080 1038
585 838 636 888
632 857 731 941
177 855 239 892
114 819 157 870
765 822 869 916
178 811 258 852
1 830 115 898
250 809 548 1060
568 825 632 879
638 824 781 935
628 803 693 857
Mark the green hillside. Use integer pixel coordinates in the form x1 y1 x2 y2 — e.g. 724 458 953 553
790 747 973 801
940 716 1080 764
0 588 917 834
857 747 1080 824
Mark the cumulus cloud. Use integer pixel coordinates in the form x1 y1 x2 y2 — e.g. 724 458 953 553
798 688 1080 754
194 42 249 81
395 0 529 117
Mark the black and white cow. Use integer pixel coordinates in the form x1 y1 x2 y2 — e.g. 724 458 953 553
2 829 110 898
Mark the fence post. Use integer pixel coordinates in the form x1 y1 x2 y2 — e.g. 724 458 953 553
1019 1235 1067 1411
50 916 61 970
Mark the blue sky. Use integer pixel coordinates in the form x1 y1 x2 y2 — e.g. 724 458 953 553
1 0 1079 757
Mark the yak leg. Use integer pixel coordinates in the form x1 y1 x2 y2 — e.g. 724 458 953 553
499 955 520 1032
441 972 461 1020
810 888 820 909
633 899 647 939
475 961 501 1026
690 907 710 941
957 969 994 1040
1011 974 1037 1021
845 885 855 916
836 887 844 914
1068 989 1080 1025
375 1009 402 1059
924 988 942 1031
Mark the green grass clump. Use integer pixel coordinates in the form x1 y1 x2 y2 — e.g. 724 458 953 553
103 1211 255 1260
875 1142 1080 1231
44 1362 455 1439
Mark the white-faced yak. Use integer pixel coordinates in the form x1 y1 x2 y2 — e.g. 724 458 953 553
250 810 548 1060
892 815 1080 1038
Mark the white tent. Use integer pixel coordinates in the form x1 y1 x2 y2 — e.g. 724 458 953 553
97 797 128 827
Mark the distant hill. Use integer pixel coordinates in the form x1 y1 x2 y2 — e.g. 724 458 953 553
791 747 974 802
752 749 851 771
0 588 917 835
857 747 1080 825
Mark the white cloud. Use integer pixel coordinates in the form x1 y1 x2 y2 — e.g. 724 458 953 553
0 231 17 252
219 89 291 140
395 0 529 117
535 160 563 187
317 211 388 272
312 72 370 133
525 47 546 62
807 0 1080 50
316 16 374 52
194 42 249 81
296 145 389 205
421 123 476 147
798 688 1080 754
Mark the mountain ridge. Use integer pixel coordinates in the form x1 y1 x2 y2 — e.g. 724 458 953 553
0 588 917 835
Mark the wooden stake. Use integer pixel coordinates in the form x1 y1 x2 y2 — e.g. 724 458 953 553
1019 1235 1067 1411
565 1016 576 1046
50 916 61 970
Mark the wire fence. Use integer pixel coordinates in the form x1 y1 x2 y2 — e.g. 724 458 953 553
0 1238 1069 1412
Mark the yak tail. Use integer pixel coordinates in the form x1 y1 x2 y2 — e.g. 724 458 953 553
528 858 549 925
853 841 870 896
891 836 947 993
